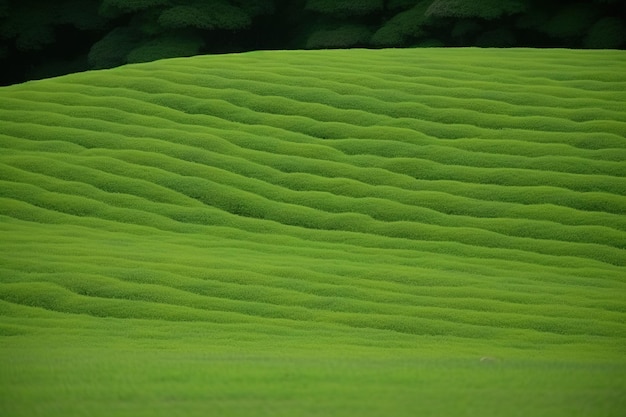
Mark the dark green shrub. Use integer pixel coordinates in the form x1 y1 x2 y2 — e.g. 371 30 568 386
0 0 102 53
451 19 483 43
235 0 275 16
0 0 8 17
88 27 143 69
158 2 251 30
515 7 550 31
425 0 527 20
415 38 446 47
305 0 384 17
99 0 171 18
541 3 599 40
386 0 420 11
475 28 516 47
126 33 205 63
0 4 55 50
306 24 372 49
26 56 89 81
55 0 106 31
129 7 164 36
583 17 626 49
371 1 432 47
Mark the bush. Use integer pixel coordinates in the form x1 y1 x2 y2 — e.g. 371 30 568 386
0 4 55 50
583 17 626 49
515 7 550 31
99 0 171 18
415 38 446 47
126 33 205 63
306 24 372 49
305 0 384 17
235 0 275 16
425 0 527 20
386 0 419 11
451 19 483 43
88 27 143 69
475 28 516 47
371 1 432 47
158 2 251 30
55 0 105 31
542 3 599 41
26 56 89 81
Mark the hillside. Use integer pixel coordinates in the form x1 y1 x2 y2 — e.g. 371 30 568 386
1 48 625 417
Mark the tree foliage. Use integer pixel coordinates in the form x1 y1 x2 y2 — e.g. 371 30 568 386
0 0 9 18
1 0 625 86
542 3 600 40
425 0 527 20
158 1 252 31
476 28 516 47
87 0 275 71
450 19 483 42
305 0 384 17
56 1 106 31
99 0 171 18
87 27 143 69
306 24 372 49
0 0 103 51
387 0 421 11
514 7 550 32
584 17 626 49
235 0 275 16
126 33 204 63
371 1 432 47
0 4 55 50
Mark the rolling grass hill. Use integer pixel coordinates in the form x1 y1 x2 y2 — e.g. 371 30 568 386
1 47 625 417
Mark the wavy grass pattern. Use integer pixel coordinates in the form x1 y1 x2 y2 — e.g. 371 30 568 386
1 48 625 417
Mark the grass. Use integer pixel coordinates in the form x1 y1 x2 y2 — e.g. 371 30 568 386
1 47 625 416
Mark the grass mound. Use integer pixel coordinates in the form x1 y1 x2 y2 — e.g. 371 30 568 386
1 48 625 417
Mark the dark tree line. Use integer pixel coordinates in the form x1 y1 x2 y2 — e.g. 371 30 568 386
1 0 625 85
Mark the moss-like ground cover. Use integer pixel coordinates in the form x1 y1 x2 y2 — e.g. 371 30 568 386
1 48 625 416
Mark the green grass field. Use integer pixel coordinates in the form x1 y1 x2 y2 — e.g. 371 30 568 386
1 47 625 417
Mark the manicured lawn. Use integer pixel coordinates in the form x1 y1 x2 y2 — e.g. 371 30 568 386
1 48 625 416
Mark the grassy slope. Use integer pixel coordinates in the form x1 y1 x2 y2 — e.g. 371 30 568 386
1 48 625 416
